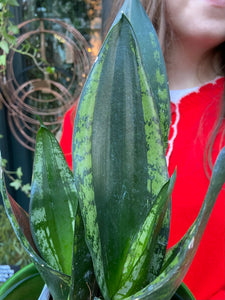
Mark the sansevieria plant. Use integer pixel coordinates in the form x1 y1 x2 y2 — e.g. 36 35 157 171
0 0 225 299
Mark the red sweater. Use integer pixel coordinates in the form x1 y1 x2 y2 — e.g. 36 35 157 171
60 77 225 300
167 77 225 300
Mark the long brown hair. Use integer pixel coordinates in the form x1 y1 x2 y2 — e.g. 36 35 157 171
204 42 225 177
105 0 225 175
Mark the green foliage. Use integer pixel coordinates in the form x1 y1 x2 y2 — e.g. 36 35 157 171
0 205 31 282
0 158 31 197
0 0 19 72
0 136 30 197
0 136 31 196
0 0 224 299
0 0 54 75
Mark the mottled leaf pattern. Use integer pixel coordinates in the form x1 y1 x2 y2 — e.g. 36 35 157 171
0 0 224 299
30 126 77 276
73 12 169 299
0 154 71 300
123 147 225 300
114 172 176 299
112 0 170 153
69 206 96 300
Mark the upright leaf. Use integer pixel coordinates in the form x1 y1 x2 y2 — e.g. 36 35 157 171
114 172 176 299
111 0 171 152
123 147 225 300
111 0 172 287
29 126 95 299
0 155 71 300
69 206 96 300
29 126 77 276
73 13 169 299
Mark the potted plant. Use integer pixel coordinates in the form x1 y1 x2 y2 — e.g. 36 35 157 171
0 263 195 300
0 0 225 299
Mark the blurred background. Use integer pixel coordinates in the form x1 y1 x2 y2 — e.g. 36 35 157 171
0 0 113 282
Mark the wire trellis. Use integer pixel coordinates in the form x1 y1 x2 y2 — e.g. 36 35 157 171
0 18 91 151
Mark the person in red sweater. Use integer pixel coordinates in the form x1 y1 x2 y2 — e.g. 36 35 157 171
60 1 225 299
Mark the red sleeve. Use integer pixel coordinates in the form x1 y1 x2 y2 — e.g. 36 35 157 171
60 103 77 170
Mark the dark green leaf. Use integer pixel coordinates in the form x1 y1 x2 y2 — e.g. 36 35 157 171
73 12 169 299
114 171 176 299
29 126 77 276
0 154 71 300
123 147 225 300
112 0 171 153
69 206 96 300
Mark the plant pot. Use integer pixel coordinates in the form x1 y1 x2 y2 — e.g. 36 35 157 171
40 284 195 300
38 283 195 300
0 262 195 300
0 263 44 300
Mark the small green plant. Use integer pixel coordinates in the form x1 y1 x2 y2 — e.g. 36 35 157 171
0 159 31 197
0 0 19 72
0 135 31 197
0 0 54 75
0 0 225 299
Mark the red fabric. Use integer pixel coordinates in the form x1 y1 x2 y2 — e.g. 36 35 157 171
60 78 225 300
59 103 78 170
167 78 225 300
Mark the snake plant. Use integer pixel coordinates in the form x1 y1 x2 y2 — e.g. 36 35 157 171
0 0 225 299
